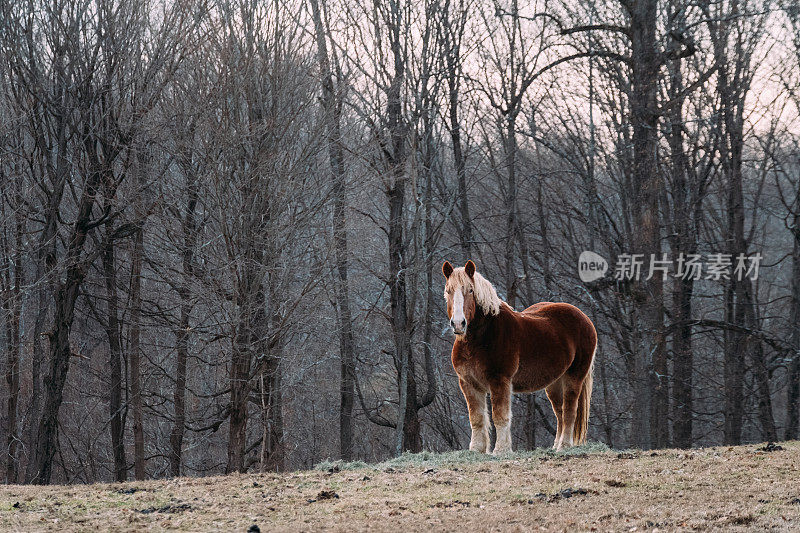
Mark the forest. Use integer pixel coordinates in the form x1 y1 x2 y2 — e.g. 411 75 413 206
0 0 799 485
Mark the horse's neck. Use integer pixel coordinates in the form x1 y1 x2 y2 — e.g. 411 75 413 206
467 306 504 345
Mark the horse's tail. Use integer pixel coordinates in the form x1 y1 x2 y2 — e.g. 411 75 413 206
573 347 595 445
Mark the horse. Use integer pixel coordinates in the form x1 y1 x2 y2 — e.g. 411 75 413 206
442 260 597 454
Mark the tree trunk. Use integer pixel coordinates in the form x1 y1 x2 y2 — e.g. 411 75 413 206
103 237 127 482
706 1 759 447
743 284 776 441
786 216 800 440
503 114 518 305
25 103 69 484
227 308 252 473
751 339 776 441
537 180 553 295
402 364 422 453
169 167 198 477
382 0 411 456
785 0 800 443
2 199 23 483
402 87 441 453
129 226 146 479
227 263 266 473
309 0 357 461
259 351 284 472
30 164 102 484
389 170 412 454
667 39 694 449
628 0 663 449
443 11 472 256
27 285 49 482
418 126 438 412
723 293 746 445
720 65 747 446
169 296 189 477
671 274 694 448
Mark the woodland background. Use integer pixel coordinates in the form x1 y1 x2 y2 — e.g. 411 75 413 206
1 0 800 484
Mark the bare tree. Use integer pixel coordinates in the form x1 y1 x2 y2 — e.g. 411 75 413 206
703 0 771 445
440 0 474 256
309 0 358 461
782 0 800 440
0 126 25 482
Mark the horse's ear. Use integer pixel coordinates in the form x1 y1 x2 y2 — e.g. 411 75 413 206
465 260 475 278
442 261 454 279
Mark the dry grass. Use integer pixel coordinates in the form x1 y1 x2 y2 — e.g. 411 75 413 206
2 441 800 532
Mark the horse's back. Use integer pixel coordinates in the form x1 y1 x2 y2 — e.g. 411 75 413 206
521 301 555 315
522 302 596 341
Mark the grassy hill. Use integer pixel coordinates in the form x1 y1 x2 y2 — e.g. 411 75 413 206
2 441 799 532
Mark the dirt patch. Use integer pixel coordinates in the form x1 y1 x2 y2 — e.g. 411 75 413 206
137 502 193 514
114 487 147 495
431 499 472 508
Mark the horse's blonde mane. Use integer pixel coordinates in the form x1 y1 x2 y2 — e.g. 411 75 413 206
446 268 503 316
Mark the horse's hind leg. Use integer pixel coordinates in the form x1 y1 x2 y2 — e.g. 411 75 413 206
459 378 489 453
558 376 583 450
545 381 564 449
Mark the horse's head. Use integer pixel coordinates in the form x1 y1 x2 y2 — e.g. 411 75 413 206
442 260 477 336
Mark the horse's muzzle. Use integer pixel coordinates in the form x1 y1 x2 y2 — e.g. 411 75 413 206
451 318 467 336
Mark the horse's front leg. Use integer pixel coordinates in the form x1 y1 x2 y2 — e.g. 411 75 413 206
489 379 513 455
458 378 489 453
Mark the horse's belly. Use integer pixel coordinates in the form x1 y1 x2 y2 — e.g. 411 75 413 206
511 356 571 392
511 379 547 393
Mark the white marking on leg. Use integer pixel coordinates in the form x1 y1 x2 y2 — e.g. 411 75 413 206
470 428 488 453
557 419 575 451
492 382 513 455
553 420 562 449
469 401 489 452
493 423 512 455
560 429 574 449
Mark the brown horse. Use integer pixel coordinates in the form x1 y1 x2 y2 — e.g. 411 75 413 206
442 260 597 453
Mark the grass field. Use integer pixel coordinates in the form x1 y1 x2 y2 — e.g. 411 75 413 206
2 441 799 532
